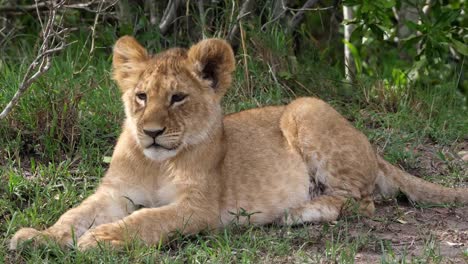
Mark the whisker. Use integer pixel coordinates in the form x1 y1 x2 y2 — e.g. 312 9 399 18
164 133 182 137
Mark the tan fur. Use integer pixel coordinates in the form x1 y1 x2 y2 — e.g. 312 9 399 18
10 37 468 250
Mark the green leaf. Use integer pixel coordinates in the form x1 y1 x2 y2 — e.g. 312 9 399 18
452 39 468 56
405 21 424 32
342 0 361 6
350 25 364 43
102 156 112 164
380 0 396 8
402 35 423 50
369 24 384 40
278 71 292 80
434 10 461 28
343 39 362 74
342 18 359 25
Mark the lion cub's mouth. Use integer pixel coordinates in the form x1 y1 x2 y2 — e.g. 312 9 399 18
146 142 178 151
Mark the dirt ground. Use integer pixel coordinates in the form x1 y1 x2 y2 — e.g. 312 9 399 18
288 203 468 263
356 203 467 263
353 139 468 263
347 141 467 263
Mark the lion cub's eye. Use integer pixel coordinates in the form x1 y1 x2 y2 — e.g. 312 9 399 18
170 93 187 105
136 92 147 101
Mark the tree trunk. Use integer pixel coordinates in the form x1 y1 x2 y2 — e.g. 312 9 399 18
343 5 355 82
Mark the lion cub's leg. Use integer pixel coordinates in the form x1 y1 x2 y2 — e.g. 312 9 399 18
280 195 346 225
280 195 375 225
10 183 136 249
77 198 217 250
279 98 378 224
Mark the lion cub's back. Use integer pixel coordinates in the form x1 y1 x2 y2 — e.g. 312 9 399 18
220 106 310 225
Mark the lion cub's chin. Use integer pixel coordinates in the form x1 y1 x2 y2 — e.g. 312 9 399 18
143 147 179 162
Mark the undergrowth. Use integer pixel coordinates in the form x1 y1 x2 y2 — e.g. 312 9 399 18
0 23 467 263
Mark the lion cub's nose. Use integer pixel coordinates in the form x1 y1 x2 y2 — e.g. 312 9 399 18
143 128 166 139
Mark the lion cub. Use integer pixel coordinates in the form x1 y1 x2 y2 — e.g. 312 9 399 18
11 37 468 250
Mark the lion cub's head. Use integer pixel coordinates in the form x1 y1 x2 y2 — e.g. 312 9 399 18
112 36 235 161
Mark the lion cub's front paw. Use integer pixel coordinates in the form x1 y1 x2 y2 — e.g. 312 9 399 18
10 227 75 250
77 224 124 251
10 228 44 250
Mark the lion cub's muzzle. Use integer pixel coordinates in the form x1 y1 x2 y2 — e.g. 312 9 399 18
143 127 165 139
143 127 175 150
140 127 182 152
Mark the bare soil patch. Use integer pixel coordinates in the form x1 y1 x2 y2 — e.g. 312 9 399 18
356 203 467 263
298 203 468 263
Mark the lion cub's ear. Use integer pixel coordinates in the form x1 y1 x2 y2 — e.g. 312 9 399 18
112 36 149 92
187 39 235 98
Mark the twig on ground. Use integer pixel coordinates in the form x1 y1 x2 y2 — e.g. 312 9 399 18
268 63 296 97
0 1 70 119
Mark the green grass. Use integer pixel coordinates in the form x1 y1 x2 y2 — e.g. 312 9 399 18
1 28 467 263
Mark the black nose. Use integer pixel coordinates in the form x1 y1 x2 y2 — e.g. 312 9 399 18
143 128 166 138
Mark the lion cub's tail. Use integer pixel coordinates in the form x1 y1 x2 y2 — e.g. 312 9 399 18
375 156 468 204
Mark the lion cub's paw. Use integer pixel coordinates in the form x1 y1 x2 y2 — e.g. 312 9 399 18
10 227 76 250
10 228 44 250
77 223 124 251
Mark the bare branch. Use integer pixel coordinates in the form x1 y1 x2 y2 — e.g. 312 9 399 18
227 0 255 46
0 1 70 119
159 0 184 35
90 0 105 54
68 0 118 14
286 5 334 11
65 0 99 9
0 0 116 14
198 0 207 38
272 0 289 19
0 2 49 12
288 0 320 31
261 0 289 31
148 0 158 25
263 0 335 31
